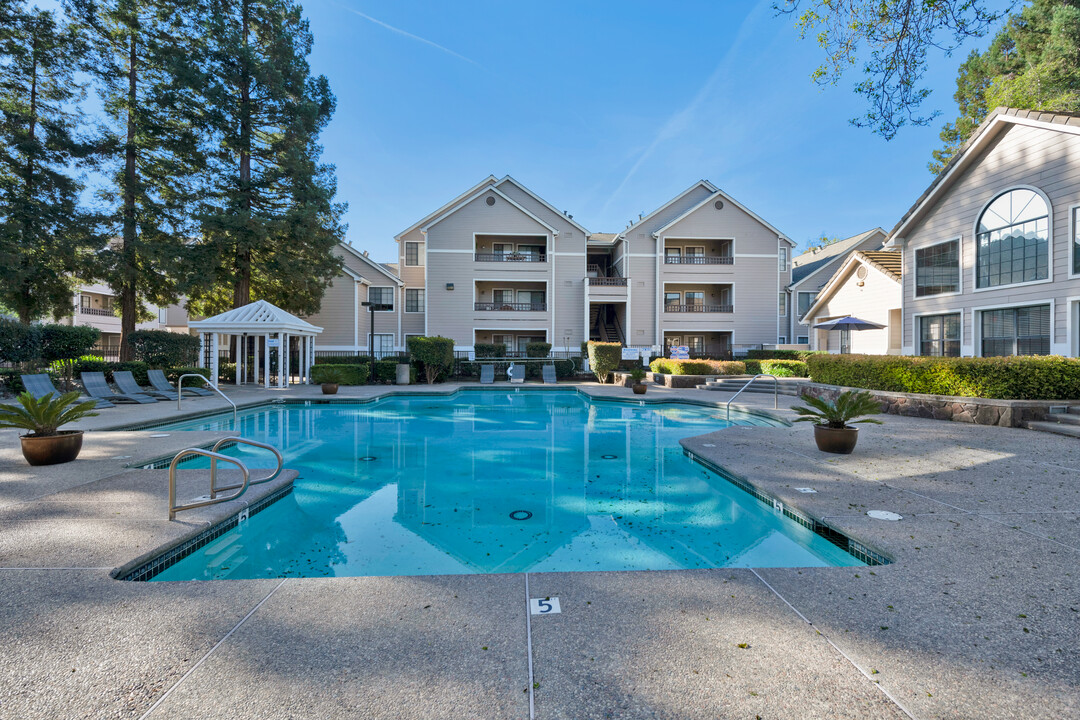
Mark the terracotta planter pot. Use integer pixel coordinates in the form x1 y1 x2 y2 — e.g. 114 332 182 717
20 430 84 466
321 383 339 395
632 383 647 395
813 424 859 454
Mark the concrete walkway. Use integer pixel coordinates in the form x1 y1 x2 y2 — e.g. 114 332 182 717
0 380 1077 719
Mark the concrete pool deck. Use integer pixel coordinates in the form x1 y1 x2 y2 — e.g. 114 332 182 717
0 380 1076 719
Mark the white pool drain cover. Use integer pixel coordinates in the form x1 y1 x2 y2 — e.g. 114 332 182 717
867 510 903 521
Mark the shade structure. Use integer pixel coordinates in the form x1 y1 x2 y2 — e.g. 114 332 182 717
188 299 323 388
812 315 886 331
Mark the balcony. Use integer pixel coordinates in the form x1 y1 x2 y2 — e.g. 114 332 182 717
474 252 546 263
587 276 627 286
79 306 115 317
665 304 733 313
664 255 733 265
474 302 547 312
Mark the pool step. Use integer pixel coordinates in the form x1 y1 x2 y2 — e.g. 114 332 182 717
1025 419 1080 438
697 377 804 396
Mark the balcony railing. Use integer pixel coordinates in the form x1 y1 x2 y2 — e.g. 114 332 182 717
474 252 546 263
79 307 115 317
664 304 733 313
474 302 547 312
664 255 733 265
587 277 627 286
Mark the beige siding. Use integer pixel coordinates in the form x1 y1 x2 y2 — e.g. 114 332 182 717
901 123 1080 356
808 262 901 355
305 272 356 347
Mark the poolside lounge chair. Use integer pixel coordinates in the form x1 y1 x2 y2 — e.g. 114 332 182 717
149 368 212 397
81 371 157 404
113 370 176 400
542 364 557 384
479 364 495 384
509 364 525 384
22 374 114 409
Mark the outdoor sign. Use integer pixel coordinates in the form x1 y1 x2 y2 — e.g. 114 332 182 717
621 347 639 360
266 338 281 348
670 345 690 360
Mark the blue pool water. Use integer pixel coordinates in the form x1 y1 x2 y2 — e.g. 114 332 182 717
150 390 861 580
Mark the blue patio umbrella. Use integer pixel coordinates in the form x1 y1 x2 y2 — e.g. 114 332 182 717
812 315 886 331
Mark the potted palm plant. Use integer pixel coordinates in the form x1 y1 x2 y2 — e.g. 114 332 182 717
319 367 345 395
791 390 882 454
0 392 99 466
629 367 648 395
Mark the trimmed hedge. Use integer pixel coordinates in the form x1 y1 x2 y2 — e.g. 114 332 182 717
68 359 151 386
744 359 809 377
587 341 621 383
526 342 551 358
807 353 1080 400
744 349 826 361
311 364 371 385
408 336 454 384
649 358 746 375
166 367 210 383
127 330 200 367
474 343 502 359
0 320 41 364
0 321 101 365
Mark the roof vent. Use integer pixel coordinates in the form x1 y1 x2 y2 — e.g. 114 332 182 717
486 196 496 206
714 200 724 210
856 266 868 279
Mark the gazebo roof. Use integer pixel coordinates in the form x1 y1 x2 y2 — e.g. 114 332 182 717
188 299 322 335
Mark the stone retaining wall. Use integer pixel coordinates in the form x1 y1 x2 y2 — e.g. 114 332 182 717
801 383 1072 428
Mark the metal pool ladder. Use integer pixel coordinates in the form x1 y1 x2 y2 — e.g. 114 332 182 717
168 437 283 520
176 373 238 426
724 374 778 422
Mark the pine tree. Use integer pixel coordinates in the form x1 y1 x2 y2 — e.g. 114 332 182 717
931 0 1080 173
66 0 206 359
0 1 103 324
184 0 344 319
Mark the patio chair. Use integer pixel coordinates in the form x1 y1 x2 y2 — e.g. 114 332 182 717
479 364 495 384
149 368 212 397
113 370 176 400
542 364 557 384
22 374 114 409
509 363 525 384
81 371 157 404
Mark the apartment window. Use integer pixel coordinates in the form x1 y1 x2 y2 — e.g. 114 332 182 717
517 244 544 260
915 240 960 296
797 335 809 344
685 247 704 257
405 242 424 266
686 336 704 354
919 313 960 357
665 247 681 259
368 287 394 310
664 292 681 308
492 289 514 305
493 243 513 257
684 291 704 306
797 291 817 318
976 188 1049 288
492 334 514 352
405 288 424 312
981 304 1050 357
778 292 787 317
80 295 91 309
158 307 168 324
778 336 787 344
1073 207 1080 275
517 290 545 308
778 247 788 272
517 336 544 352
372 333 395 358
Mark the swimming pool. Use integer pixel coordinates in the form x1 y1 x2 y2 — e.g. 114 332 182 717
148 389 863 580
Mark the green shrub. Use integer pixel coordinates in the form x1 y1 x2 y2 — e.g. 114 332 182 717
587 341 622 383
0 320 42 364
474 343 503 358
165 367 210 384
408 336 455 384
806 353 1080 400
127 330 200 367
649 358 746 375
218 363 236 384
526 342 551 358
744 349 827 361
759 359 809 377
311 364 370 385
39 324 101 363
0 368 35 395
67 359 150 385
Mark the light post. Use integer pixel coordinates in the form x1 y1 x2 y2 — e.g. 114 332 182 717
360 300 391 384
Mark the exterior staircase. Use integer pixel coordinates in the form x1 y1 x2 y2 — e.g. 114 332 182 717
1025 406 1080 438
588 306 601 341
696 376 805 396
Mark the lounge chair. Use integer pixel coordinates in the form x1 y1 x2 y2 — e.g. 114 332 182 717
509 364 525 384
542 364 557 384
81 371 157 404
479 364 495 384
113 370 176 400
22 373 114 409
149 368 212 397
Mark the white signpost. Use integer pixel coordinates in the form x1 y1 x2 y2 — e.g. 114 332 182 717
621 347 639 361
670 345 690 360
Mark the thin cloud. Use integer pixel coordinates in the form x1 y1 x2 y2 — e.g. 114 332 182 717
334 3 482 67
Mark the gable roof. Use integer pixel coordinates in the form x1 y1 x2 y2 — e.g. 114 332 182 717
421 185 559 235
394 175 498 241
338 242 403 285
799 250 902 323
618 180 718 238
495 175 590 236
651 188 796 247
790 228 886 285
189 299 323 334
887 107 1080 246
587 232 619 245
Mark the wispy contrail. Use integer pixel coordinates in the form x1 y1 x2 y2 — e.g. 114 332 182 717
334 3 482 67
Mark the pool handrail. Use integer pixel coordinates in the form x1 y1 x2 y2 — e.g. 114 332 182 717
168 448 249 520
724 374 778 422
177 373 237 427
208 437 283 495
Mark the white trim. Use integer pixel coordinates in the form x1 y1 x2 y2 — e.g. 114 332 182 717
912 236 963 299
620 180 718 238
1066 295 1080 357
353 282 359 347
911 309 965 357
969 298 1056 357
404 288 425 313
799 251 901 324
778 290 788 317
970 185 1053 293
495 175 591 236
650 189 795 246
549 252 586 257
427 248 476 254
1069 204 1080 280
395 175 498 240
337 242 403 285
403 240 425 267
423 186 560 235
796 335 809 344
733 253 777 258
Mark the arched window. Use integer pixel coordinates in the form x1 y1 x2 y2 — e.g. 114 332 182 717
976 188 1049 288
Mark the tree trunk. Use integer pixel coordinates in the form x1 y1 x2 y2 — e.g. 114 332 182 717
19 30 39 327
120 33 138 362
234 0 252 310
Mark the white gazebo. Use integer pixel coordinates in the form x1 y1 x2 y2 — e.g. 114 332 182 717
189 299 323 388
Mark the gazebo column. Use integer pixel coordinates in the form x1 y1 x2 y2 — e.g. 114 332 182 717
253 336 260 387
308 335 316 384
280 333 290 388
207 333 219 387
299 335 307 384
236 335 244 386
264 333 271 389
